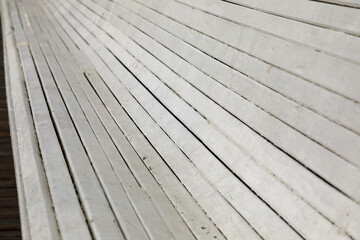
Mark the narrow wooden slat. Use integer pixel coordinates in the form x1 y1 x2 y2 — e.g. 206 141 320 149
54 0 356 239
67 0 360 238
2 2 59 239
46 0 260 238
77 3 301 239
4 0 359 239
34 3 225 239
24 3 178 239
4 1 60 239
1 7 28 238
177 0 360 64
103 0 360 200
127 0 360 102
12 3 92 239
225 0 360 33
319 0 360 8
114 0 360 138
82 1 360 239
10 2 126 238
30 7 198 238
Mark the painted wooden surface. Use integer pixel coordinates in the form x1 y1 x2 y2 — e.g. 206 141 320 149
2 0 360 239
0 13 21 240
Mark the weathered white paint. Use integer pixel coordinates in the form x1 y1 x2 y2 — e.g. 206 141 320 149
14 3 92 239
1 3 30 238
36 3 225 239
87 2 360 238
4 1 60 239
5 0 360 239
114 0 360 137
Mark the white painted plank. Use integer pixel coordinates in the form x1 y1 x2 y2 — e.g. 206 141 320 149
6 0 360 239
114 0 360 138
60 6 259 239
11 3 126 239
99 0 360 200
90 28 352 238
49 1 262 238
129 0 360 103
74 0 360 237
177 0 360 64
80 60 225 240
39 1 222 239
25 14 155 240
319 0 360 8
4 1 60 239
84 2 360 238
110 0 360 167
1 4 30 238
33 10 197 238
77 3 303 240
225 0 360 34
57 1 355 239
112 0 360 165
25 4 178 238
34 4 224 240
14 3 93 239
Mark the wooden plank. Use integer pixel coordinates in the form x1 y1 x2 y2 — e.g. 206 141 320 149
31 7 198 239
32 5 221 240
26 21 144 240
113 0 360 138
95 0 360 212
24 3 180 239
98 0 360 204
67 0 360 238
128 0 360 102
105 0 359 191
77 3 302 239
4 0 360 239
12 3 92 240
177 0 360 64
11 2 126 239
46 1 262 238
4 2 60 239
56 4 242 239
25 1 180 239
225 0 360 33
0 219 21 231
1 6 28 238
55 1 356 239
319 0 360 8
60 2 360 238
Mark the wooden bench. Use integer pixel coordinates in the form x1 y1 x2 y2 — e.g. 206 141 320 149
2 0 360 239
